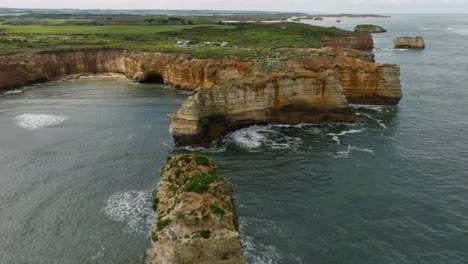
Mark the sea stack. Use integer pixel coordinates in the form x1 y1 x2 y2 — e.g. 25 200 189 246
146 154 245 264
354 24 387 33
394 36 425 49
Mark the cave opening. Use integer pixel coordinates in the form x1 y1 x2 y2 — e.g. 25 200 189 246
142 73 165 84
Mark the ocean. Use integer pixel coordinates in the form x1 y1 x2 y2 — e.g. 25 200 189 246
0 14 467 263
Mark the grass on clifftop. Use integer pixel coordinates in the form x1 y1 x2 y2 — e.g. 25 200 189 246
0 13 359 59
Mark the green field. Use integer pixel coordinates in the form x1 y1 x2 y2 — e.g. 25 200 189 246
0 24 234 34
0 12 359 59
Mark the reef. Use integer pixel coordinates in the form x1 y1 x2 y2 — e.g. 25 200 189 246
146 154 245 264
0 33 401 146
394 36 425 49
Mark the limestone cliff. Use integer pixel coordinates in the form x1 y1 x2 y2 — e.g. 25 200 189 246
394 36 425 49
146 154 245 264
0 46 401 146
323 33 374 50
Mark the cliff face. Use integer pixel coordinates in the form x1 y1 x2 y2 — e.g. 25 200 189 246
394 36 425 49
0 46 401 146
146 154 245 264
287 55 401 105
169 70 356 145
323 33 374 50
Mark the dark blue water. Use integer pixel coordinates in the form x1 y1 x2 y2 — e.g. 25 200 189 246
1 14 468 264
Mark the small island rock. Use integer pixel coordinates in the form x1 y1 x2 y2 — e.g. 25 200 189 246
354 24 387 33
394 36 425 49
146 154 245 264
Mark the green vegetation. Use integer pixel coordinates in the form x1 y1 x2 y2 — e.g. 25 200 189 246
179 154 192 163
152 197 159 211
175 168 183 178
183 171 220 194
199 230 211 239
193 154 211 166
210 203 226 216
151 231 158 242
0 11 358 59
157 219 171 231
354 24 386 33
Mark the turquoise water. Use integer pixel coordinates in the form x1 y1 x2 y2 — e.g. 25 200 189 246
1 14 468 263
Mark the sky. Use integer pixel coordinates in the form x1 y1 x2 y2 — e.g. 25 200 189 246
0 0 467 13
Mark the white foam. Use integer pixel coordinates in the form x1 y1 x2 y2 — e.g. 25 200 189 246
357 113 387 128
102 191 155 235
5 89 23 94
14 114 68 130
335 145 375 158
326 129 365 144
240 217 302 264
226 125 303 150
448 27 468 35
230 126 267 149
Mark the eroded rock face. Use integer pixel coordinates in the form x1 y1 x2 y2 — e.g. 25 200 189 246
169 70 356 146
323 33 374 50
0 47 401 146
394 36 425 49
146 154 245 264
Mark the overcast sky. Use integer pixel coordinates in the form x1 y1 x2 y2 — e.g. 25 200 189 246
1 0 467 13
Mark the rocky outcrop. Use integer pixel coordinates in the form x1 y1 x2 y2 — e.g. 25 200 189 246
146 154 245 264
354 24 387 33
169 70 356 145
287 55 401 105
323 33 374 50
0 46 401 146
394 36 425 49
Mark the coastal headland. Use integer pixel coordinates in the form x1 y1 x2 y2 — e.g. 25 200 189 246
0 15 402 146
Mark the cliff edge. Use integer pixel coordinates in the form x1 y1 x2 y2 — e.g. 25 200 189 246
146 154 245 264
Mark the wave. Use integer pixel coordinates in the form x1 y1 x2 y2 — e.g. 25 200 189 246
4 89 23 95
448 27 468 35
226 125 303 150
357 113 387 128
326 129 365 144
351 104 391 113
102 191 155 235
334 145 375 158
14 114 68 130
240 217 302 264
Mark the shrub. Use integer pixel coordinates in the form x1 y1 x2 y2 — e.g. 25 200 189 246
175 168 182 178
152 197 159 211
151 231 158 241
183 171 219 194
193 154 211 166
199 230 211 239
210 203 225 216
157 219 171 231
180 154 191 163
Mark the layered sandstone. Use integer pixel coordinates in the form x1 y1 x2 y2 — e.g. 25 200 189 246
146 154 245 264
323 33 374 50
394 36 425 49
0 47 401 146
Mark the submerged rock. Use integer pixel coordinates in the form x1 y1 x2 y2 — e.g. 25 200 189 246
146 154 245 264
394 36 425 49
354 24 387 33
